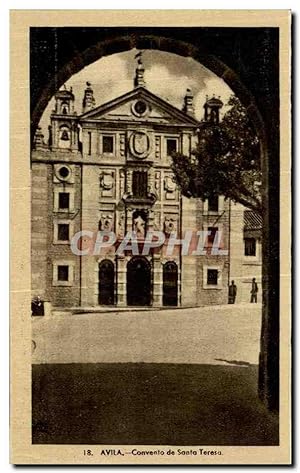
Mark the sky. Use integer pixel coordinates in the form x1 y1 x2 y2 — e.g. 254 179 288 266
39 49 234 136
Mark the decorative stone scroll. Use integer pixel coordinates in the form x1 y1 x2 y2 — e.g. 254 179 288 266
164 174 177 200
100 171 115 197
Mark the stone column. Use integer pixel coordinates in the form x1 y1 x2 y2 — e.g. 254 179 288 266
116 255 127 306
71 121 79 152
148 209 155 232
126 169 132 194
178 265 182 307
148 167 154 194
126 207 133 233
152 255 163 307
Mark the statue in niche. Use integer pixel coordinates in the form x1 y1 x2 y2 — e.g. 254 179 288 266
117 212 125 238
132 210 147 238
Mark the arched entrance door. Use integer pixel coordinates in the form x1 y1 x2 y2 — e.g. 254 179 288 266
127 257 151 306
98 260 115 305
163 261 178 306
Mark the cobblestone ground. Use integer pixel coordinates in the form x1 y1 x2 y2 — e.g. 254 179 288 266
32 303 262 365
32 303 278 446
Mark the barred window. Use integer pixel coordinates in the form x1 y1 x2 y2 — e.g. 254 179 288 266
208 195 219 212
57 265 69 281
132 171 148 198
207 269 218 285
58 192 70 210
103 136 114 153
207 227 218 247
166 138 177 156
244 238 256 256
57 223 69 241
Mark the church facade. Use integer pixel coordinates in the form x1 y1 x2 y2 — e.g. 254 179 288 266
31 59 261 310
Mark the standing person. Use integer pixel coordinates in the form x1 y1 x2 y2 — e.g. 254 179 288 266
228 280 237 304
250 278 258 303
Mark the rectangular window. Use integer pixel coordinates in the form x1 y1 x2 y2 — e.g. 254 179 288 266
244 238 256 256
166 138 177 156
207 269 218 285
57 265 69 282
205 227 219 255
88 131 92 155
58 192 70 210
207 227 218 246
132 171 148 198
208 195 219 212
57 223 69 241
103 136 114 154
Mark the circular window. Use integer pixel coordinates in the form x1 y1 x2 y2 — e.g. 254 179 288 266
58 166 70 179
133 100 147 116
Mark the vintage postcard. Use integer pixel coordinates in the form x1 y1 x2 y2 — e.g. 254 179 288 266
10 10 291 465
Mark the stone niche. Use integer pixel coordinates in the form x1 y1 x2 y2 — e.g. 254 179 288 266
100 170 115 198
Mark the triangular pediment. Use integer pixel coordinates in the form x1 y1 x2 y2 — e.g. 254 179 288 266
79 87 199 127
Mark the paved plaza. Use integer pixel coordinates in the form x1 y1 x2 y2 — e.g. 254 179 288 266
32 304 262 365
32 303 278 446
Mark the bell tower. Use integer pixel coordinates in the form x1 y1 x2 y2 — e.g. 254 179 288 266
182 88 195 117
82 82 96 113
203 95 223 124
50 85 79 151
54 85 75 115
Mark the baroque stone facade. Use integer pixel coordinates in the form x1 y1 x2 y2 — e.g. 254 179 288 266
31 60 261 309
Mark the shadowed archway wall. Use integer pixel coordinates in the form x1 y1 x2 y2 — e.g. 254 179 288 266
30 27 279 411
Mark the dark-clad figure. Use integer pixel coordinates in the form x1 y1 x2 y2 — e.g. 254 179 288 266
31 296 44 316
228 280 237 304
250 278 258 303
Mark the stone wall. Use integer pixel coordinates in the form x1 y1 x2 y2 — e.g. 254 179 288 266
31 162 49 299
230 202 262 303
32 159 82 307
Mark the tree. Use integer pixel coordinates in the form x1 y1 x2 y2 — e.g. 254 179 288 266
171 95 262 214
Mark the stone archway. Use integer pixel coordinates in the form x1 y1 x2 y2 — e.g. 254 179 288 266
98 259 115 306
127 257 151 306
30 27 279 411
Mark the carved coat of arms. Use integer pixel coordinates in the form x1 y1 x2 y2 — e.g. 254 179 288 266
129 131 151 159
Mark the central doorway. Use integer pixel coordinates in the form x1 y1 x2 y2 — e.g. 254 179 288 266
127 257 151 306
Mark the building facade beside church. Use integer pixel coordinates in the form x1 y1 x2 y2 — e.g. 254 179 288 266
31 57 262 310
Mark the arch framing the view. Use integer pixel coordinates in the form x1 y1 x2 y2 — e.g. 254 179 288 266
30 27 279 412
32 34 266 143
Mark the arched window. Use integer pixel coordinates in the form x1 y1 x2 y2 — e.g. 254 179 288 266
98 260 115 305
61 102 69 114
58 125 70 149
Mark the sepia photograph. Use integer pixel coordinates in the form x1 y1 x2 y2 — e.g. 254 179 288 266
10 10 291 465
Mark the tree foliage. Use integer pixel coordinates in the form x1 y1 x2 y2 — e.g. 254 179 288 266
171 95 262 213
